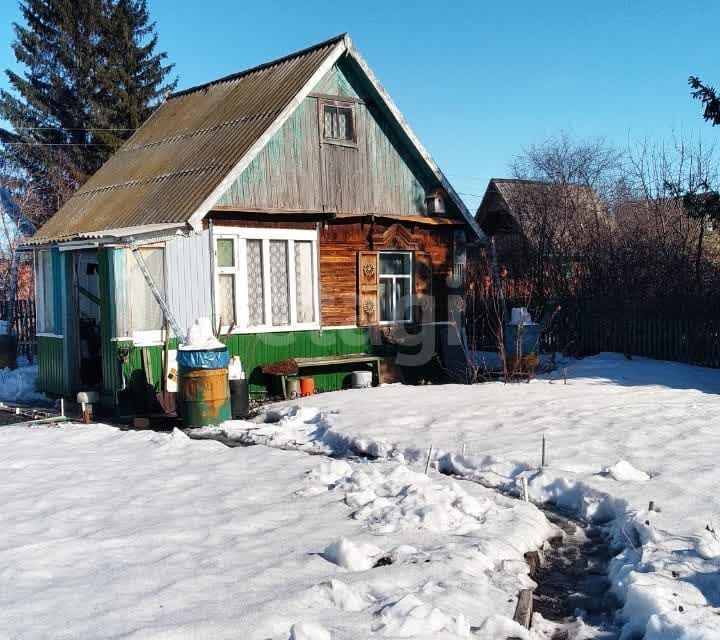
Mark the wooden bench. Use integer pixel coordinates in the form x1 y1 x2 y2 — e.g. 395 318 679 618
278 354 382 398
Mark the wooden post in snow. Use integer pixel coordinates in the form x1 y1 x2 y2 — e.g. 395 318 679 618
424 444 433 475
512 588 534 629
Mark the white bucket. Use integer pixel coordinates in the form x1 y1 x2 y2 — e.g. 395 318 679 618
351 370 373 389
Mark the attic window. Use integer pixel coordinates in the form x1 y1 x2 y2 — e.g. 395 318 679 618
321 100 356 146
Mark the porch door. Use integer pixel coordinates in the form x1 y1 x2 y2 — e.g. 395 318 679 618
75 250 103 389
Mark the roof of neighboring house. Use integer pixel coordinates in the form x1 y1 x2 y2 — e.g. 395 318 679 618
475 178 601 235
30 34 481 246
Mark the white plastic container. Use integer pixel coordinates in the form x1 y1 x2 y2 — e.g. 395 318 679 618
351 370 373 389
510 307 533 325
228 356 245 381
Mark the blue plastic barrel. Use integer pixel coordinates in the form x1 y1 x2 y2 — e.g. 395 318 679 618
504 323 541 357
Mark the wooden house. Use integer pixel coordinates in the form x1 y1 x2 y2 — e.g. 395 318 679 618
25 34 482 411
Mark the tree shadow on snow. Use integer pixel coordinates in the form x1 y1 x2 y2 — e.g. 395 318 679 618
543 352 720 395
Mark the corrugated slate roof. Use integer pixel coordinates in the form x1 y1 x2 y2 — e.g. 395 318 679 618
31 33 483 244
475 178 601 235
32 35 346 244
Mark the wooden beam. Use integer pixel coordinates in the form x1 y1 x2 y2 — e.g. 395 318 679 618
211 205 337 217
209 207 462 226
512 588 534 629
333 212 465 226
309 92 364 104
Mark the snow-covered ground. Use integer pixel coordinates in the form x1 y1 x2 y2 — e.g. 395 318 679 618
0 422 556 640
201 353 720 639
0 358 49 405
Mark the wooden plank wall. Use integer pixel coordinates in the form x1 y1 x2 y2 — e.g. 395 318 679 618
319 220 454 326
216 60 441 218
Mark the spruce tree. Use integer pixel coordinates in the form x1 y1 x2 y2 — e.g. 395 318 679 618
0 0 105 213
95 0 177 152
689 76 720 125
0 0 176 216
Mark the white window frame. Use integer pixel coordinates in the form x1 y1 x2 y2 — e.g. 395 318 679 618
378 251 414 325
126 245 167 346
35 249 61 337
213 227 320 334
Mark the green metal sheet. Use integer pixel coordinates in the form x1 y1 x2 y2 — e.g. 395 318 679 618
99 249 119 403
37 335 64 396
223 327 373 397
101 327 373 405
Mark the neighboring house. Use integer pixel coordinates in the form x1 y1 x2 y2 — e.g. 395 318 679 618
475 178 604 237
474 178 605 293
24 34 482 411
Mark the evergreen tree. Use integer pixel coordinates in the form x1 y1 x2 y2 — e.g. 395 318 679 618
689 76 720 125
94 0 177 151
0 0 105 213
0 0 176 216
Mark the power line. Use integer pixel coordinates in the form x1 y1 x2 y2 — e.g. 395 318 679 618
13 126 137 132
2 142 112 146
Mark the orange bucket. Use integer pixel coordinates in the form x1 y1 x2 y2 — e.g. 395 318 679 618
299 376 315 396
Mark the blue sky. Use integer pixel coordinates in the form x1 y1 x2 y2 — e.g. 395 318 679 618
0 0 717 212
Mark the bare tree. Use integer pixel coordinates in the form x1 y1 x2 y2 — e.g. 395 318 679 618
505 133 621 300
623 135 720 296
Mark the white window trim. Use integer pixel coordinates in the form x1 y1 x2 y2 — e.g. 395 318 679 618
35 249 55 335
213 227 321 334
131 329 166 347
378 251 414 325
127 246 167 344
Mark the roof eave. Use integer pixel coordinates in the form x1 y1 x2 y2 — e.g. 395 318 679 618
20 222 189 250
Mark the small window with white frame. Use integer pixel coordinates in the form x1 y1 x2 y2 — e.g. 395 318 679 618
214 228 319 332
378 252 413 323
35 249 55 334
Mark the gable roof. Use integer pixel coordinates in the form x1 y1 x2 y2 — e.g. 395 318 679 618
475 178 602 235
31 34 482 245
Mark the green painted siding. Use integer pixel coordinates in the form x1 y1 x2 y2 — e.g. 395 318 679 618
99 249 120 403
216 58 449 218
102 328 373 403
224 327 372 396
59 251 79 394
37 335 64 396
315 64 359 97
217 98 324 211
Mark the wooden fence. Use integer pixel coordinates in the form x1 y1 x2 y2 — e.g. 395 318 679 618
568 298 720 368
2 299 36 360
465 295 720 369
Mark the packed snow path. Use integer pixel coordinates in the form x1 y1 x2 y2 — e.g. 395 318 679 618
0 423 559 639
198 353 720 638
